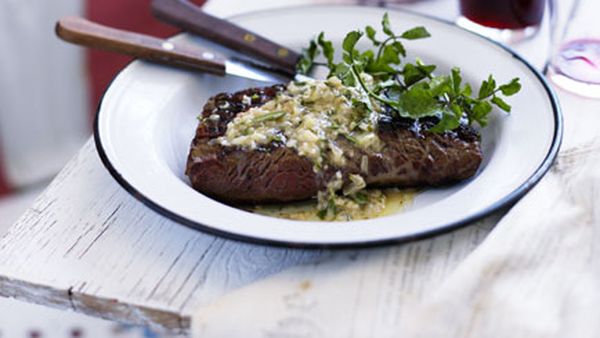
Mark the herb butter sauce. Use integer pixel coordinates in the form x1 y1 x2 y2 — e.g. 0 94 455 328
248 188 417 222
214 77 383 169
213 77 406 221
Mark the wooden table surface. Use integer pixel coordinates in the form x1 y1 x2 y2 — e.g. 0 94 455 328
0 0 589 335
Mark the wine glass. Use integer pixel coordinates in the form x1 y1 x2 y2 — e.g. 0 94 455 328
546 0 600 98
456 0 547 43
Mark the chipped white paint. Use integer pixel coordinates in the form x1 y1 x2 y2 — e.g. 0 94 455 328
0 141 327 332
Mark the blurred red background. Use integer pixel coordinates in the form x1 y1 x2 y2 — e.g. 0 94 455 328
0 148 8 195
87 0 206 117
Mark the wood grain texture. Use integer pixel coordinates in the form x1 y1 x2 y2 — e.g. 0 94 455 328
56 16 227 76
152 0 300 74
0 140 500 333
192 218 503 337
0 141 325 332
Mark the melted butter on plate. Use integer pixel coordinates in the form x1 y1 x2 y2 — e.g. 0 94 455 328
246 188 417 222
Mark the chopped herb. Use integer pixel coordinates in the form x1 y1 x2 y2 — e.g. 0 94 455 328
317 197 338 220
252 111 286 123
342 133 359 144
316 208 327 220
351 192 369 205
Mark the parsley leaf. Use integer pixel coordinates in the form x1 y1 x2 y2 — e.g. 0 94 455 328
297 38 319 75
297 13 521 133
400 26 431 40
396 83 439 118
392 41 406 57
402 61 436 87
365 26 381 46
499 78 522 96
343 31 363 54
491 96 511 112
478 75 497 99
451 67 462 94
317 32 335 69
382 13 394 37
472 101 492 126
430 106 461 133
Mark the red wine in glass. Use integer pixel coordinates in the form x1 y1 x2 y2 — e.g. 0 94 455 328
458 0 546 42
460 0 545 29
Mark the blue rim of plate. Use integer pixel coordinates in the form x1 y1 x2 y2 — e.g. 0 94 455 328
93 5 563 249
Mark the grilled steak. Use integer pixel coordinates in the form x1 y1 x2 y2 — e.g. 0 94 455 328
186 85 483 204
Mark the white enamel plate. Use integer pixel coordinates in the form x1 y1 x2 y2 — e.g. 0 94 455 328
95 6 562 247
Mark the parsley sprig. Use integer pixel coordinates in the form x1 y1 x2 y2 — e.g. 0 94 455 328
297 13 521 132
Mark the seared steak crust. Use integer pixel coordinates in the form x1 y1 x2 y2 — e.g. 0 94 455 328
186 86 483 204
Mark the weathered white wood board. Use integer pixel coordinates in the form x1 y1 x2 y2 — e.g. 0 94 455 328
0 140 499 333
0 0 579 334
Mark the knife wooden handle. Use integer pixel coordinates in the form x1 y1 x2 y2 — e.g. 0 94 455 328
151 0 300 75
56 16 226 76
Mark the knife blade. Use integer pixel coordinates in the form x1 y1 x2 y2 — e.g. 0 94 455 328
225 58 317 83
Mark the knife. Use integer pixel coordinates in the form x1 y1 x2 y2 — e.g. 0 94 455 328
55 17 309 83
151 0 301 76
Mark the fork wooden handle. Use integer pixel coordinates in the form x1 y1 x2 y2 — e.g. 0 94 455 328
151 0 300 75
55 16 227 76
